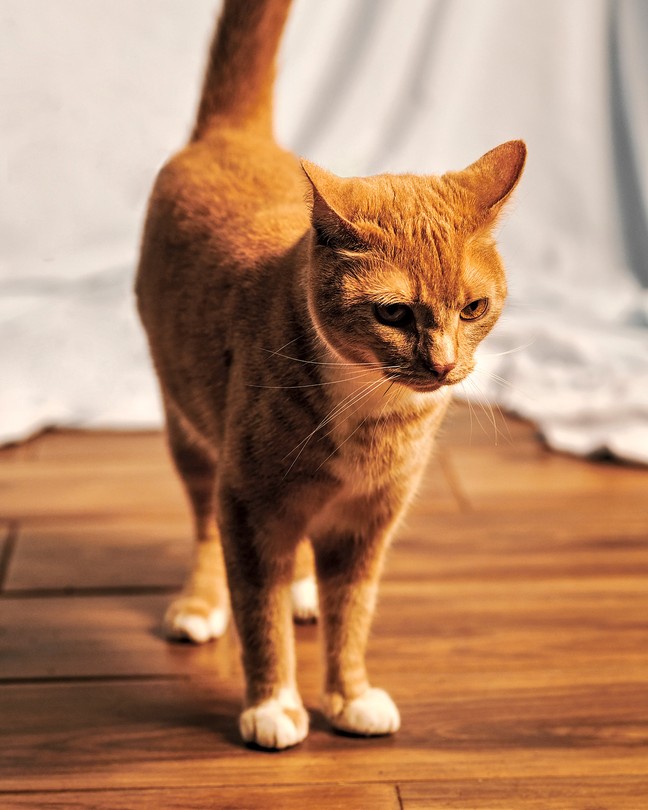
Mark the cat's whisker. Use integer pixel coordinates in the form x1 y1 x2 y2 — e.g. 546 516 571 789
370 381 398 453
260 348 385 369
460 378 494 442
490 399 514 445
477 339 536 358
463 377 512 446
467 372 518 445
282 386 362 462
319 375 396 443
265 321 324 358
471 367 535 404
247 365 389 390
283 372 397 475
465 377 503 445
314 375 400 473
265 335 303 357
281 376 389 475
459 382 475 445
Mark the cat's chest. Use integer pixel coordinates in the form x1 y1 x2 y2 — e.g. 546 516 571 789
323 378 448 496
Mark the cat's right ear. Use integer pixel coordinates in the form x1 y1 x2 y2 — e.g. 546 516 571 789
446 140 527 222
301 160 367 252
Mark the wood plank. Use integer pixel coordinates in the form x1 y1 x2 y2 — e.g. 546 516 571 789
0 594 244 681
5 518 190 591
0 521 10 589
399 777 648 809
1 411 647 806
31 430 171 464
1 678 647 792
0 460 187 522
4 568 646 682
0 783 400 810
443 436 648 509
0 436 457 525
389 508 648 583
0 464 183 524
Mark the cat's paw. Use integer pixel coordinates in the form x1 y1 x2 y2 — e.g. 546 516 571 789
239 690 309 750
322 687 400 736
291 575 319 623
163 596 229 644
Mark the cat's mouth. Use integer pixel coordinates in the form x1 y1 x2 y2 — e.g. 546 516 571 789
391 371 459 394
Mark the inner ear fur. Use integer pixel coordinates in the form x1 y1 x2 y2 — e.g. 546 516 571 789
445 140 527 218
301 160 368 251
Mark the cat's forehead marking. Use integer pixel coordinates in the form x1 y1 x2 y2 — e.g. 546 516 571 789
348 176 498 310
342 261 416 305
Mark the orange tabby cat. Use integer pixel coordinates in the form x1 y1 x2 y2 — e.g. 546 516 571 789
136 0 525 749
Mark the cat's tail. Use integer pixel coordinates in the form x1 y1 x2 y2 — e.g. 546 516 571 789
192 0 293 141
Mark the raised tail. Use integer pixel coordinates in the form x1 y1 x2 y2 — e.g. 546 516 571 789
192 0 294 140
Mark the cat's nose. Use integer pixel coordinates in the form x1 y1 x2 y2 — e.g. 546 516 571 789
429 361 456 382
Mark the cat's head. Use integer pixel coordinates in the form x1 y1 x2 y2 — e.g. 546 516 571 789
302 141 526 393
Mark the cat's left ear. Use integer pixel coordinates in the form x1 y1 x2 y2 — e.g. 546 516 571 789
446 140 527 221
301 160 367 252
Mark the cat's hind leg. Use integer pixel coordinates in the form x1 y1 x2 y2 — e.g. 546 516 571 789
291 538 319 623
163 407 229 643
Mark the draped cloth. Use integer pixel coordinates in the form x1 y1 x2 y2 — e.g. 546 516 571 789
2 0 647 462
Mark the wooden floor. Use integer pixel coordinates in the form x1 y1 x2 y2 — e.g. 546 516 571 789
1 403 647 809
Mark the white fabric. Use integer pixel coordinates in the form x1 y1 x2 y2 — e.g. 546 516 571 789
2 0 648 462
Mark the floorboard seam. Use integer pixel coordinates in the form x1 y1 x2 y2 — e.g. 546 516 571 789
0 780 406 797
3 775 648 795
0 585 179 600
0 674 187 686
438 451 473 512
0 520 19 591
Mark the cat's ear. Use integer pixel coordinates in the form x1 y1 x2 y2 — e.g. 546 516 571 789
301 160 367 252
446 140 526 219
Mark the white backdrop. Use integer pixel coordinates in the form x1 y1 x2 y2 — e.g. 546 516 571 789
2 0 648 462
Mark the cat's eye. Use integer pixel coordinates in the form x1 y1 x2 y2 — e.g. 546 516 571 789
374 303 414 327
460 298 489 321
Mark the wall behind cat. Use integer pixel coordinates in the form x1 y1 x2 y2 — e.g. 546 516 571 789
2 0 647 460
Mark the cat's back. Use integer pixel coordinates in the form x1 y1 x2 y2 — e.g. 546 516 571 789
136 125 310 439
141 128 308 276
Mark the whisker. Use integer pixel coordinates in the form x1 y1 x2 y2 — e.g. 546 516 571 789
490 398 514 445
478 339 536 359
459 381 475 445
465 377 501 445
319 375 393 443
314 375 399 473
265 335 302 358
471 367 535 403
260 348 385 368
282 386 362 461
247 367 385 390
370 381 398 453
460 378 491 441
464 377 511 446
281 376 390 476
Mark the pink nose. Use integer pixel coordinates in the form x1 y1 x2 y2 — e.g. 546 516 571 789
431 362 456 381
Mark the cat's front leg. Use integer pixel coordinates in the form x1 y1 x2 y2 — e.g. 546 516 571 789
218 482 309 750
313 514 400 737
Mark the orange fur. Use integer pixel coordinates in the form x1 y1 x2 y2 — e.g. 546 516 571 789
136 0 526 749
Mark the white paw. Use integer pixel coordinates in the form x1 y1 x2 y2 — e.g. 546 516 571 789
323 687 400 736
291 576 319 623
163 597 229 644
239 690 309 749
